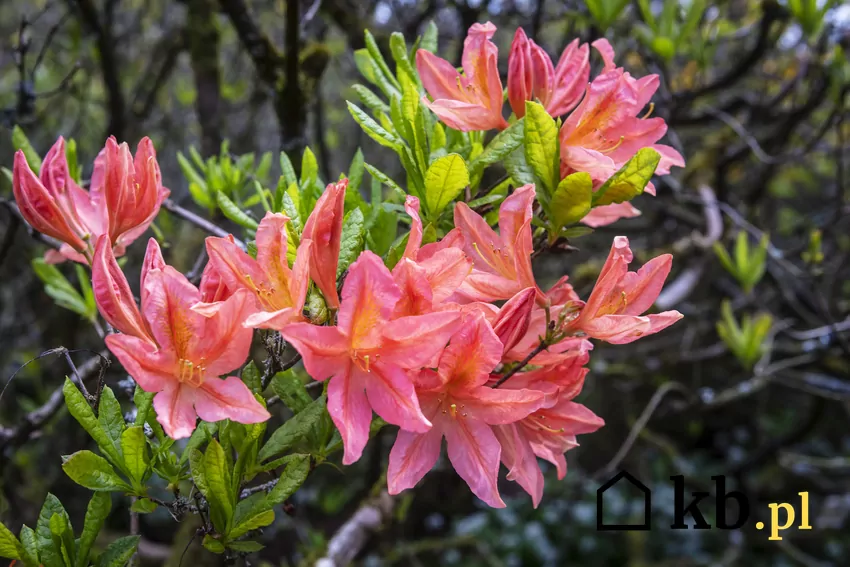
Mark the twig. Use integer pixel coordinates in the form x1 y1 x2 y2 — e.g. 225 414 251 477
162 199 245 248
594 381 694 480
0 350 110 449
315 491 395 567
491 340 549 388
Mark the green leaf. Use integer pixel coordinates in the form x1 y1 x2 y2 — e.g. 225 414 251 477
12 126 42 174
76 493 110 567
338 208 365 277
229 494 275 539
62 451 130 492
177 152 209 203
19 526 38 567
0 521 20 560
365 206 397 257
354 49 379 86
267 454 310 506
63 379 123 465
48 513 75 567
279 152 298 189
226 540 265 553
390 32 418 84
469 119 525 175
352 84 390 115
504 147 535 186
31 259 89 317
424 154 469 218
241 361 263 393
204 440 235 534
129 499 158 514
300 147 319 192
347 102 403 150
258 396 327 461
270 373 313 414
550 172 593 228
419 21 438 53
523 101 559 194
216 191 259 230
121 426 149 488
98 536 139 567
592 148 660 207
202 535 226 554
97 387 125 461
364 29 401 95
281 183 302 234
348 148 366 197
364 164 405 198
36 495 69 567
188 448 208 496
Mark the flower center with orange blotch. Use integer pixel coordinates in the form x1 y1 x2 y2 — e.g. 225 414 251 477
350 350 381 373
244 274 288 312
436 395 468 420
177 358 207 388
596 290 629 317
472 241 515 277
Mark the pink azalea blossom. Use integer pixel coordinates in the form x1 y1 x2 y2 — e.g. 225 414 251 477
494 355 603 507
568 236 683 343
12 136 169 264
388 312 545 507
92 235 270 439
508 28 589 118
302 179 347 309
416 22 508 132
281 251 461 465
197 212 312 330
392 196 471 318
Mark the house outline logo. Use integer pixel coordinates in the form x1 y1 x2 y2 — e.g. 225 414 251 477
596 470 652 531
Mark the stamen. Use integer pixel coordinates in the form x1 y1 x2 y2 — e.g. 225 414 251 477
449 403 458 418
641 102 655 119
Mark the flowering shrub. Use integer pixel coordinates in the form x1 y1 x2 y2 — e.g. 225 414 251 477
2 21 683 563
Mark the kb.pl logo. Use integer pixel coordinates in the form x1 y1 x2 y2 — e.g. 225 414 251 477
597 470 813 540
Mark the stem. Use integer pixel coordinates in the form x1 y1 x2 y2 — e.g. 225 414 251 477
491 340 549 388
162 199 245 248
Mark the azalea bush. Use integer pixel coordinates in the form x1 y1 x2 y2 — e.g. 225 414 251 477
2 1 848 566
0 19 687 563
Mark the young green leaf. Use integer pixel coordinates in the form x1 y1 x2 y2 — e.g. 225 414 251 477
12 126 42 174
424 154 470 218
121 426 150 488
31 259 90 318
390 32 418 84
258 396 327 461
63 379 123 465
229 493 275 540
76 492 111 567
419 21 439 53
227 540 265 553
204 439 235 535
592 148 660 206
338 208 365 277
270 373 313 414
215 190 259 230
348 102 403 150
202 535 226 554
241 361 263 394
0 521 21 560
364 29 401 94
364 164 405 198
18 526 38 567
48 513 75 567
267 454 310 506
524 101 559 195
62 450 131 492
98 536 140 567
348 148 366 195
469 119 525 175
129 498 158 514
550 172 593 229
35 494 69 567
97 386 125 460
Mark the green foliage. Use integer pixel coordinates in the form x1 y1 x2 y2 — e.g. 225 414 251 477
592 148 660 207
713 232 769 294
12 126 42 174
717 300 773 370
586 0 631 31
523 101 560 197
31 260 97 322
550 173 593 233
635 0 707 61
787 0 837 36
424 154 469 220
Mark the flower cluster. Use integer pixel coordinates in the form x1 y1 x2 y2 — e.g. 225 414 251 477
416 22 685 227
13 137 169 264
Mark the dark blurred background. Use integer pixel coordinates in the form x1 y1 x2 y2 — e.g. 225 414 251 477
1 0 849 565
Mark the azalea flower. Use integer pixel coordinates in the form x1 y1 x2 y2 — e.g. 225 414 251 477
282 251 461 465
92 235 270 439
392 196 471 318
508 28 589 118
416 22 508 132
568 236 682 343
12 136 169 264
302 179 347 310
198 212 312 330
555 40 684 227
494 355 603 507
387 312 545 507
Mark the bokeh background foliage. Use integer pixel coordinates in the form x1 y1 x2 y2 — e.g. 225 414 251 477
1 0 849 565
